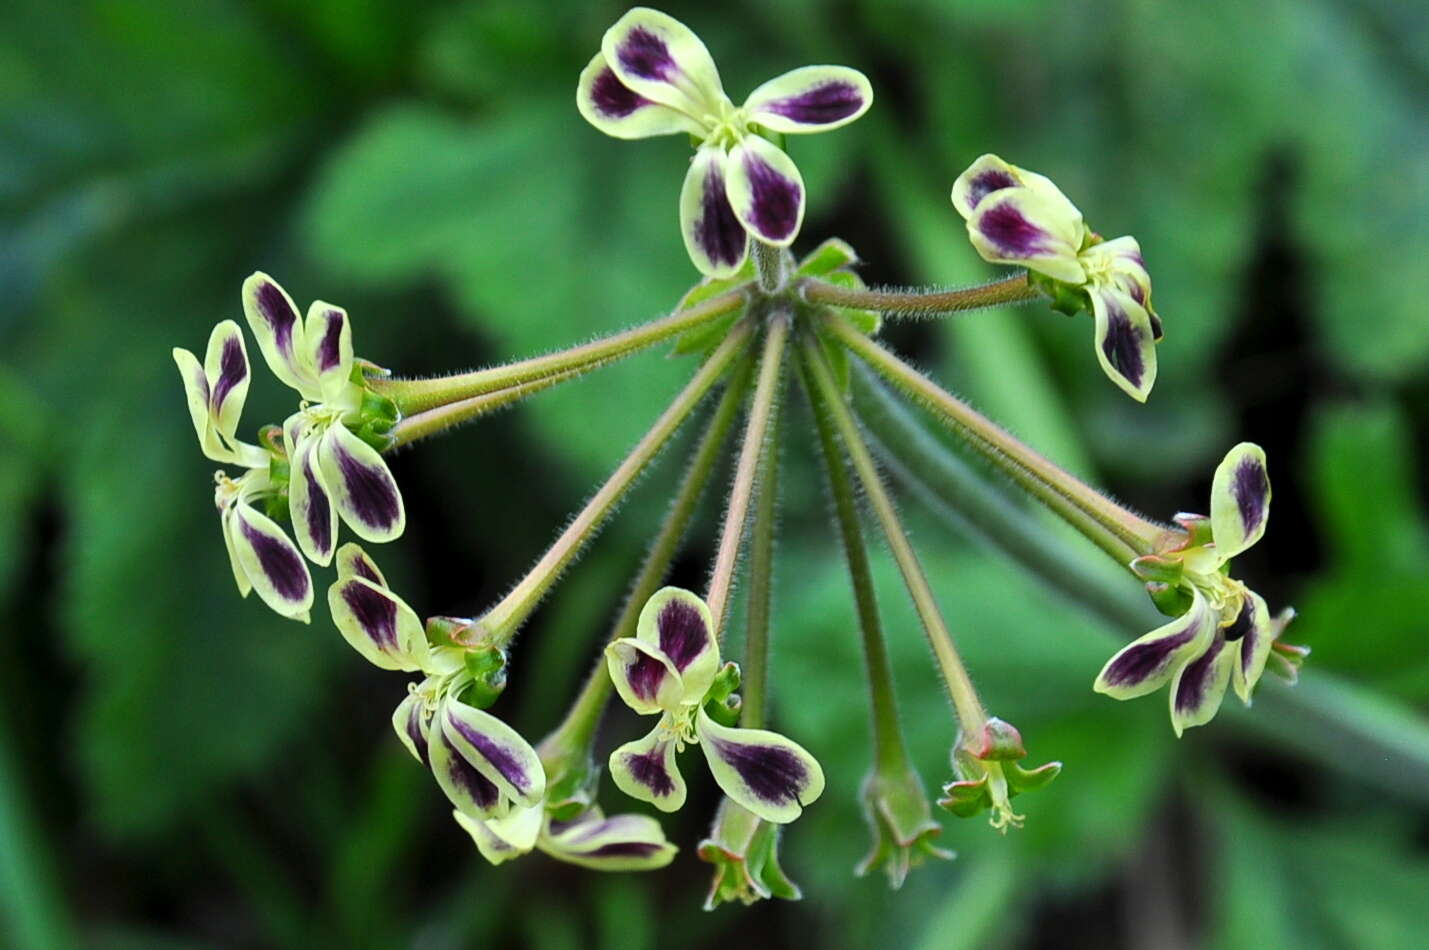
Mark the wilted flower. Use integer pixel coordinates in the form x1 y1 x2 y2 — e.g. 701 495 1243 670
857 764 953 889
937 718 1060 832
577 7 871 276
605 587 824 823
697 799 801 909
951 154 1162 401
1096 443 1301 734
453 802 678 871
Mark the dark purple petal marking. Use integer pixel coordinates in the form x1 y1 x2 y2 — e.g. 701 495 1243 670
334 442 400 530
1223 599 1255 643
584 841 665 859
623 747 676 797
1103 625 1197 688
591 65 650 118
240 521 309 601
1231 457 1269 538
254 279 300 357
657 599 709 673
1101 299 1146 388
315 309 345 373
626 651 670 702
742 152 802 241
448 715 533 793
617 27 677 81
302 453 333 556
977 200 1051 256
966 170 1017 210
443 737 500 810
1174 637 1225 714
210 337 247 413
406 704 430 766
1148 311 1164 341
340 580 397 649
694 161 746 269
763 81 863 124
193 368 211 404
350 553 383 585
712 740 807 805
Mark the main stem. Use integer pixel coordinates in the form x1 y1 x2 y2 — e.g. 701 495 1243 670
824 314 1167 561
371 288 748 414
801 273 1038 317
706 313 790 641
799 333 987 734
479 319 753 645
385 367 585 448
739 390 781 729
539 357 755 760
806 372 910 770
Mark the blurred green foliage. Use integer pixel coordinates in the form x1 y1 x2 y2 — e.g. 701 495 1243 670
1 0 1426 947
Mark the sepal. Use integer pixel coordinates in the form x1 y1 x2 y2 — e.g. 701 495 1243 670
697 799 801 910
856 765 952 889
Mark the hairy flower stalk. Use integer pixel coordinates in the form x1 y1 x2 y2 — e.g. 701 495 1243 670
385 367 589 448
801 273 1039 319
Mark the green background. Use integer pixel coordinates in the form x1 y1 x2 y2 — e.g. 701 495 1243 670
2 0 1427 946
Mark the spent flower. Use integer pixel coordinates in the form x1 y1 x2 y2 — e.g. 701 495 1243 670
937 718 1061 832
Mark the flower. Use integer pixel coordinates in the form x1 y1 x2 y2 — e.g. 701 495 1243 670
174 320 314 621
241 272 405 566
1095 443 1301 735
328 543 463 673
577 7 872 277
454 803 678 871
604 587 825 823
951 154 1162 402
697 799 802 909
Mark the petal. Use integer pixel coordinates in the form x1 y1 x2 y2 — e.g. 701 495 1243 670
335 540 387 587
695 708 825 824
1210 442 1271 560
609 727 687 812
1090 286 1158 402
287 432 338 566
606 638 684 715
541 809 678 871
219 507 253 598
951 154 1023 219
725 134 805 247
441 697 545 809
600 7 724 116
202 320 251 442
1094 590 1216 699
1169 633 1236 737
965 187 1086 284
429 716 505 818
679 146 749 277
173 346 220 459
392 690 431 766
304 301 353 402
241 272 317 397
576 52 704 139
1229 590 1274 704
228 502 312 622
316 422 405 542
326 575 426 671
635 587 718 701
453 804 542 866
743 65 873 133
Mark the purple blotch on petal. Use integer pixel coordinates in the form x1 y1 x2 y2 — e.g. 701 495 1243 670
764 81 863 124
626 651 670 702
966 170 1017 210
448 715 533 793
1223 599 1255 643
255 280 300 357
657 599 708 673
618 27 677 82
977 201 1050 257
406 704 430 766
335 443 400 530
315 309 345 373
713 740 808 805
584 841 665 859
1174 638 1225 714
1104 626 1197 688
341 581 398 649
445 740 501 810
1148 311 1164 341
591 66 649 118
742 152 802 241
1101 300 1146 388
240 521 309 601
695 161 745 269
210 337 247 413
351 554 383 585
624 747 676 797
1232 458 1269 537
303 455 333 556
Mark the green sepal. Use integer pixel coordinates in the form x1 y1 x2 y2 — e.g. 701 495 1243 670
704 692 742 728
541 755 599 822
258 424 286 457
1028 270 1090 317
1147 581 1194 618
704 661 741 705
671 260 754 355
697 801 802 910
1172 512 1215 548
458 644 508 709
1131 554 1184 585
266 455 291 493
261 491 290 523
796 238 860 277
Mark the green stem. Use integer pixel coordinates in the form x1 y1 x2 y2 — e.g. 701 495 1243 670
802 273 1039 318
752 241 787 295
385 367 584 448
539 356 755 759
706 314 790 641
478 319 754 645
370 289 748 414
798 332 986 734
739 385 782 729
825 314 1168 562
805 368 911 771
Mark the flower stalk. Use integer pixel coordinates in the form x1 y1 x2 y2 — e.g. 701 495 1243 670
386 367 586 448
738 385 782 729
801 273 1038 318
